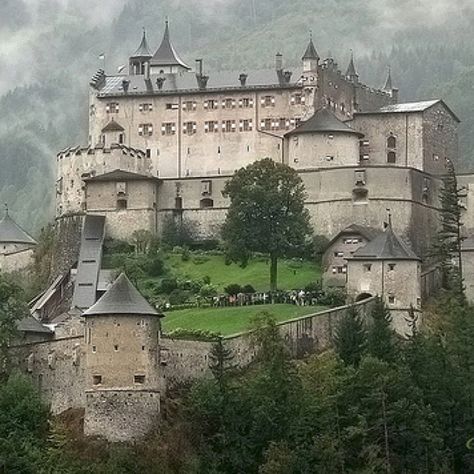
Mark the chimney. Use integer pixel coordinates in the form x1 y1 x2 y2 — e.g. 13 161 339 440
195 59 208 89
283 70 292 83
122 80 130 93
239 73 248 87
144 62 150 81
275 53 283 71
195 59 203 76
156 77 166 90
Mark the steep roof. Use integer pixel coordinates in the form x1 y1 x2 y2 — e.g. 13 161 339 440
17 316 52 334
350 226 420 261
84 169 159 182
286 108 364 137
302 38 319 60
150 21 190 70
345 53 357 78
131 29 152 58
326 224 382 249
0 210 36 245
101 119 125 132
83 273 162 317
382 67 393 91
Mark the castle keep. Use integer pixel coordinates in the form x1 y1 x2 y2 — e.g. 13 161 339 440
8 20 474 442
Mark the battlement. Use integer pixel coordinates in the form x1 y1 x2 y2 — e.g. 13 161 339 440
57 143 146 160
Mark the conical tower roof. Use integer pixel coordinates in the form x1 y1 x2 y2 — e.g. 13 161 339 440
131 28 152 58
351 226 419 261
346 52 357 78
302 36 319 60
0 207 36 245
286 108 364 137
83 273 161 316
150 21 190 69
383 67 393 91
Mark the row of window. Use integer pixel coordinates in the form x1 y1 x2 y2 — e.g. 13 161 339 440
137 118 301 136
106 94 305 114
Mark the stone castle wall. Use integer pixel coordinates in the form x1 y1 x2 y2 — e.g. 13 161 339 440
0 248 34 273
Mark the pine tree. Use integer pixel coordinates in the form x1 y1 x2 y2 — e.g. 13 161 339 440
334 303 366 367
366 297 398 363
208 338 235 392
431 160 465 299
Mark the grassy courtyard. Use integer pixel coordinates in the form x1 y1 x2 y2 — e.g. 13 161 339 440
161 303 328 336
165 253 321 292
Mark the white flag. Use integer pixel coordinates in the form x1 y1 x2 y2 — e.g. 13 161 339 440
117 65 126 73
98 53 105 60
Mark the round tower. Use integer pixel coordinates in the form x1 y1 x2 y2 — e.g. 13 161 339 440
83 273 164 442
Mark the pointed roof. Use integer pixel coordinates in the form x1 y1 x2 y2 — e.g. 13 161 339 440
101 119 125 133
84 169 159 182
383 67 393 91
302 36 319 61
286 108 364 137
326 224 382 249
350 226 420 261
150 21 190 70
17 316 52 334
0 207 36 245
346 52 357 78
83 273 162 317
131 28 152 59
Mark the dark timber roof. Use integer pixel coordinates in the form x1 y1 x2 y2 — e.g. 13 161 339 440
346 53 357 78
286 108 364 137
0 210 36 245
150 21 190 70
83 273 162 317
85 169 159 182
101 119 125 132
351 226 420 261
302 38 319 60
131 29 152 58
326 224 382 249
17 316 52 334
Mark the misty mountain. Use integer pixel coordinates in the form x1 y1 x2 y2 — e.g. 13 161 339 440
1 0 474 231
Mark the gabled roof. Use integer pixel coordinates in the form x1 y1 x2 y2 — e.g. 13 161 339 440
326 224 382 249
131 29 152 59
101 119 125 132
84 169 159 182
302 38 319 60
0 210 36 245
83 273 162 317
150 21 190 70
17 316 52 334
355 99 460 123
286 108 364 137
350 226 420 261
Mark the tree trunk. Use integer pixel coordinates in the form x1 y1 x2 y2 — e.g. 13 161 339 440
270 254 278 292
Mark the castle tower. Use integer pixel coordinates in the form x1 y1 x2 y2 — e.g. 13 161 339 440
302 33 319 73
83 273 164 442
149 20 190 75
382 67 399 102
0 204 37 255
345 51 359 83
129 28 152 75
346 219 421 333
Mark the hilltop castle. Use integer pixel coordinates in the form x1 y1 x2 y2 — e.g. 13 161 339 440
8 21 474 443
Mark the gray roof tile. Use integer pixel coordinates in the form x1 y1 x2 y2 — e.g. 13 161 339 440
83 273 162 317
150 21 190 70
0 211 36 245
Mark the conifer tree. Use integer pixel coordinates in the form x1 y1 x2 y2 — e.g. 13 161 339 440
432 160 464 299
334 303 366 367
366 297 397 363
208 337 235 392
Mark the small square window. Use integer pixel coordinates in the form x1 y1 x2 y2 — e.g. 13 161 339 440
134 375 146 384
388 295 395 304
92 346 96 353
388 264 396 271
93 375 102 385
114 345 119 351
325 155 334 161
364 264 372 272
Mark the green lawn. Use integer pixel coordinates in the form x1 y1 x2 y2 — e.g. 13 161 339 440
165 254 321 292
162 303 328 336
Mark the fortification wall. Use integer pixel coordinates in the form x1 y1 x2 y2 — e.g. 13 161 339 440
0 248 34 273
10 336 85 414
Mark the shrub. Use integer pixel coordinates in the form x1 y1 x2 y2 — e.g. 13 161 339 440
103 239 134 254
224 284 242 295
242 284 256 294
189 239 220 251
146 255 165 277
182 246 191 262
199 284 218 299
202 275 211 285
319 288 346 306
192 254 210 265
304 281 321 293
160 278 178 294
169 289 192 305
165 328 221 341
161 216 197 248
178 279 203 293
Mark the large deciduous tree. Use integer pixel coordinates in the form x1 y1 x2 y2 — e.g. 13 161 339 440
222 158 311 291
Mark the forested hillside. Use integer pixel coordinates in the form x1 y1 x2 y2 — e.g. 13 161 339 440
1 0 474 231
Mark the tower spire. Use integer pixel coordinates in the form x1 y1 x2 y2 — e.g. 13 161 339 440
302 31 319 73
383 66 393 92
345 50 358 81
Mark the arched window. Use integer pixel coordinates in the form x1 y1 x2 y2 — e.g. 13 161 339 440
200 198 214 209
387 151 396 163
387 135 396 149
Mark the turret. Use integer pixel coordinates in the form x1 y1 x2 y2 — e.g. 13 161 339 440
83 273 164 442
345 51 359 83
129 28 152 76
149 20 190 75
302 34 319 73
382 67 399 102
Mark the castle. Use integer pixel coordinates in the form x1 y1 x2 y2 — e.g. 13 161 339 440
7 20 474 442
